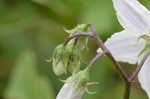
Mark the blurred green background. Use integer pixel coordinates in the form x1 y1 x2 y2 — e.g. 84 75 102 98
0 0 150 99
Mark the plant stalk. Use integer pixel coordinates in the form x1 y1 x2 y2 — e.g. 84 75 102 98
124 82 131 99
64 24 149 99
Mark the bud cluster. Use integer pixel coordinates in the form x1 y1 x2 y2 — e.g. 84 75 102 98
52 24 89 76
51 24 97 99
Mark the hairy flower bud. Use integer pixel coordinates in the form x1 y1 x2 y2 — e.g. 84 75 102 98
52 24 91 76
52 44 66 75
52 41 80 75
65 24 90 49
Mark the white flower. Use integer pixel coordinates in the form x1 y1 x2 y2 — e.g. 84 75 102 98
138 55 150 98
56 68 89 99
56 82 84 99
97 0 150 98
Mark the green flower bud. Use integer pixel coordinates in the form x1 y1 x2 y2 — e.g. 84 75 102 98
56 68 90 99
67 68 90 90
64 40 81 73
52 44 66 75
56 68 98 99
65 24 90 50
64 24 88 35
52 24 91 76
52 41 80 76
56 81 84 99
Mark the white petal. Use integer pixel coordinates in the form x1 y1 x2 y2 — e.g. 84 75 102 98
112 0 150 34
138 55 150 99
56 83 84 99
102 30 145 64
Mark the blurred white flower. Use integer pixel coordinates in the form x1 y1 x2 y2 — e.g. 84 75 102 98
97 0 150 98
56 82 84 99
56 68 90 99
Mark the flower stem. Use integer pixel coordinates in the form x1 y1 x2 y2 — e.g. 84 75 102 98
124 82 131 99
64 25 129 81
129 53 149 82
63 24 149 99
87 52 105 69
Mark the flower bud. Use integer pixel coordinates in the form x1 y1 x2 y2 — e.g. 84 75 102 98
56 82 84 99
52 41 80 76
56 68 90 99
65 24 90 50
52 24 91 76
52 44 67 75
64 24 88 35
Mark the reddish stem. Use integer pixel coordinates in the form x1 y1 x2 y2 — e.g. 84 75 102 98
63 24 148 99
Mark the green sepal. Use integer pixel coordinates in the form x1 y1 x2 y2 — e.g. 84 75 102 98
139 34 150 55
85 87 96 95
140 34 150 41
64 24 90 50
64 24 88 35
64 68 98 95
